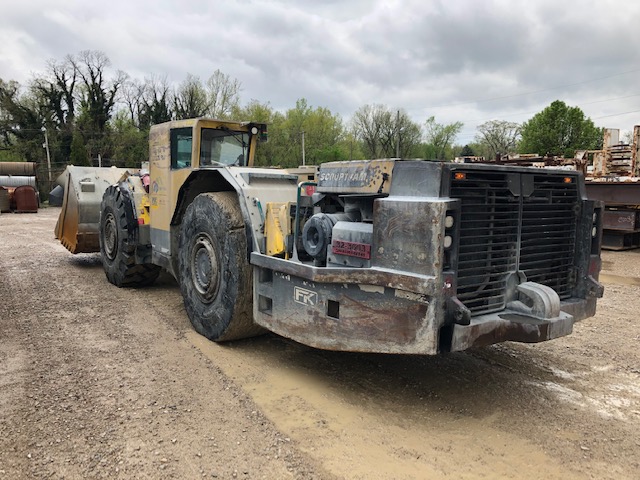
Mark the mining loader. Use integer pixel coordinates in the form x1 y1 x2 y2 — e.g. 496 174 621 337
56 118 604 354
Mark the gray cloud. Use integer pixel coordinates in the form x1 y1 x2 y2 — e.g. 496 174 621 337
1 0 639 138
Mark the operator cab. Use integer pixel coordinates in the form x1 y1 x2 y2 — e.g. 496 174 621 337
148 118 267 265
167 119 267 170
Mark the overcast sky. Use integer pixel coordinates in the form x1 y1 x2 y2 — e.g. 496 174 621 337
2 0 639 143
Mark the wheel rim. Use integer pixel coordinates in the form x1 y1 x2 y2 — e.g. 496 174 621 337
104 212 118 260
191 233 220 303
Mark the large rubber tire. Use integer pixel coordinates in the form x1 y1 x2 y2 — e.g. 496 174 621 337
99 185 161 287
178 192 264 341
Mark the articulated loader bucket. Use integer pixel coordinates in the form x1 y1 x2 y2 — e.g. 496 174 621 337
55 166 132 254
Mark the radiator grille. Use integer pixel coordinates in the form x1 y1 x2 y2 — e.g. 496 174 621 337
451 170 579 315
520 175 578 298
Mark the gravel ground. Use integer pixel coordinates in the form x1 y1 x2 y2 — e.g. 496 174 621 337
1 208 639 479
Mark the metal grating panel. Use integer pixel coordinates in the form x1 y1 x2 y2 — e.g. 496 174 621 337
519 175 578 299
451 171 518 314
451 170 579 315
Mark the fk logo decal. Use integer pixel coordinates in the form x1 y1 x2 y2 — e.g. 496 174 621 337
294 286 317 306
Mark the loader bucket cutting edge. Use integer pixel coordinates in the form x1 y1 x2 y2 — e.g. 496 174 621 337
55 166 132 254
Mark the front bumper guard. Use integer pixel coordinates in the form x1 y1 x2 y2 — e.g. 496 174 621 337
450 281 576 351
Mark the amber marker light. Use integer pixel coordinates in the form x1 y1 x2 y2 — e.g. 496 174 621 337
563 177 573 183
454 172 466 180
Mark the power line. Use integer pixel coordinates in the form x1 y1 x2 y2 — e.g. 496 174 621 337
593 109 640 120
452 93 640 141
455 111 640 143
425 68 640 110
455 103 640 138
461 93 640 124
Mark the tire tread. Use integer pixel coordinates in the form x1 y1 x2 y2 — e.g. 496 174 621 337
179 191 264 341
100 185 161 288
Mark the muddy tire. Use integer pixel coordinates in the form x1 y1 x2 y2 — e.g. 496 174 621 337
179 192 263 341
99 185 161 287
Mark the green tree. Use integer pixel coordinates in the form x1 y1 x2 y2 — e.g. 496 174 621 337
519 100 603 157
0 78 48 164
424 116 463 160
232 99 274 124
69 129 89 166
1 51 126 177
109 111 147 167
256 99 345 168
459 144 475 156
232 99 280 166
391 111 422 158
297 100 345 165
341 129 366 161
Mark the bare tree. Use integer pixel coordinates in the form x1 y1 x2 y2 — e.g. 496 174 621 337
27 57 79 163
119 75 146 125
31 57 77 131
352 105 423 158
139 75 172 128
173 74 208 120
205 69 241 119
351 104 392 158
71 50 124 132
380 110 422 158
475 120 521 158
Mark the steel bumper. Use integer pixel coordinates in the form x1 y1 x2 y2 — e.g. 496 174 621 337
449 309 575 352
250 254 599 355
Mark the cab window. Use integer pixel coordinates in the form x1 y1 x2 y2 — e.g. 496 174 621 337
200 128 248 167
170 128 193 169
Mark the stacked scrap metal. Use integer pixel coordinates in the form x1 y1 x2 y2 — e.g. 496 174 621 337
603 129 634 176
589 128 639 177
585 126 640 250
633 125 640 175
608 143 634 175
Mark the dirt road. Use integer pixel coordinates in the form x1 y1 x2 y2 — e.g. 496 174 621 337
1 208 639 479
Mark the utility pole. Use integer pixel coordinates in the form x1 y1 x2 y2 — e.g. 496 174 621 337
395 110 400 158
301 130 306 166
41 126 52 186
